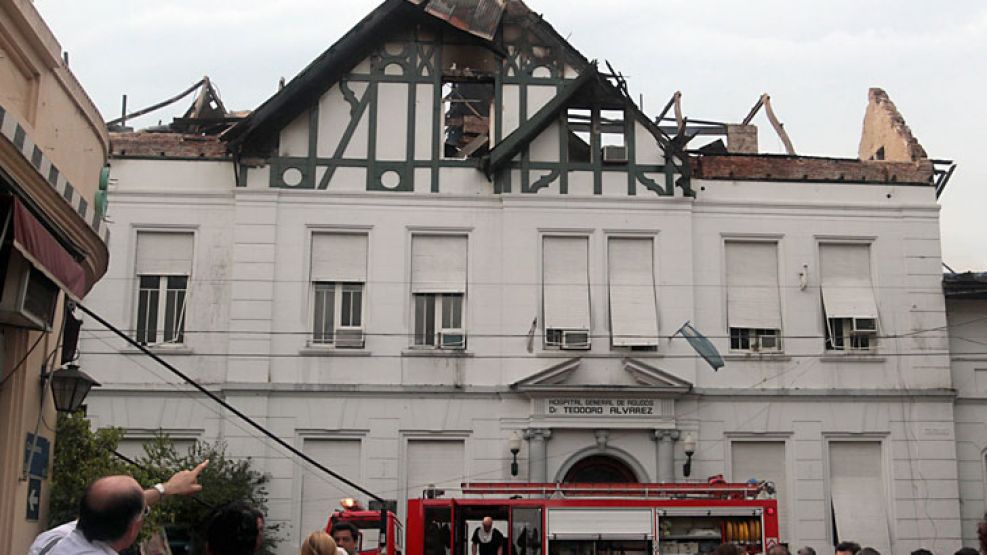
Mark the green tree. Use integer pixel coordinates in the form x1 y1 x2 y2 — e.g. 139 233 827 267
49 411 128 527
130 433 281 555
50 413 280 554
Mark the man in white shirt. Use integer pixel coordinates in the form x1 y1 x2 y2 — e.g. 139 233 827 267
29 460 209 555
47 475 145 555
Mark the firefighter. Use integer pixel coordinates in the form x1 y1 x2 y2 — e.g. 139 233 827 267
471 517 504 555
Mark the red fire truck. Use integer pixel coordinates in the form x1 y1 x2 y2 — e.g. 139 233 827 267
329 482 779 555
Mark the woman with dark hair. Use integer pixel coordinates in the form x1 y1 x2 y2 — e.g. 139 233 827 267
979 512 987 554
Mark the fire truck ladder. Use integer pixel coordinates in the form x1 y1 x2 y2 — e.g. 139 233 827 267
460 482 767 499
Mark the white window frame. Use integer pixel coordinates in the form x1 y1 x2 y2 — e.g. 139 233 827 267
135 274 188 346
729 327 782 353
311 281 365 347
412 292 465 349
825 316 877 352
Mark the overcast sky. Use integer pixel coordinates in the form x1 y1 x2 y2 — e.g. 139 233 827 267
34 0 985 271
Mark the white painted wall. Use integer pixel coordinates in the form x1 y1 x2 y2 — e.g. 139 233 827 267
81 153 966 554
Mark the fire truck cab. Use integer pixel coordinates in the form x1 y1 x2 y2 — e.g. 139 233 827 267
405 483 779 555
326 506 403 555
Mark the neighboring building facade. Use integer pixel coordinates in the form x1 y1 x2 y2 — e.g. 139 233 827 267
81 1 963 553
944 273 987 542
0 0 111 552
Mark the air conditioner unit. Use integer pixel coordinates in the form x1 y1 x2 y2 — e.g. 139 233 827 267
852 318 877 334
560 329 591 350
438 331 465 350
0 250 59 331
334 329 365 348
602 145 628 164
758 334 780 351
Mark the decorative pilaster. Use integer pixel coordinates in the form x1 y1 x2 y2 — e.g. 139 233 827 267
524 428 552 483
652 429 680 482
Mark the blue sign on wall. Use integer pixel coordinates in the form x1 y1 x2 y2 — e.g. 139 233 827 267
24 434 50 478
26 477 41 521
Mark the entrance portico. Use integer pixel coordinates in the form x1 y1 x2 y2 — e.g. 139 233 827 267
511 357 693 484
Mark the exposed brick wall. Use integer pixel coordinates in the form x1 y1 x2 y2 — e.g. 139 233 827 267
109 132 230 159
692 153 934 185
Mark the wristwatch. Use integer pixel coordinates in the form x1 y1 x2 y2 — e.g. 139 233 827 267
153 483 167 499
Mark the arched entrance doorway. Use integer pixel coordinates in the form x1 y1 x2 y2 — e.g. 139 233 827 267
562 454 639 483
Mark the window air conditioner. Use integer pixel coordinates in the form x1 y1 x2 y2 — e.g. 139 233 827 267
334 329 365 348
0 250 59 330
602 145 628 164
560 329 591 350
758 334 779 351
438 331 465 350
851 318 877 334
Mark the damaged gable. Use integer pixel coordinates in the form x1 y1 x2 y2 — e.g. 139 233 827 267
227 0 685 197
858 87 928 162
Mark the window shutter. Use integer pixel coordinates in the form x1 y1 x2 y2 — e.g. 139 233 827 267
829 441 891 555
731 441 788 540
608 238 658 346
406 439 464 499
411 235 468 293
301 439 362 538
311 233 368 282
135 232 193 275
725 242 781 329
542 236 590 330
820 244 878 318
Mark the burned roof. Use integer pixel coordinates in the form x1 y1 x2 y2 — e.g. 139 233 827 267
691 153 934 186
224 0 589 154
110 132 230 160
943 272 987 300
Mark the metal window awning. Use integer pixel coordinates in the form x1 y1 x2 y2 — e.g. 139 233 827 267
3 197 88 300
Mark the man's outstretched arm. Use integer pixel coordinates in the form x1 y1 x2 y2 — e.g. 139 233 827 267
144 459 209 506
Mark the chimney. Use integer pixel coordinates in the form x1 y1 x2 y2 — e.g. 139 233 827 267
726 124 758 154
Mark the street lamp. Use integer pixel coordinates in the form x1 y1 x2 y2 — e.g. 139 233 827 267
681 432 696 478
45 363 100 413
508 431 522 477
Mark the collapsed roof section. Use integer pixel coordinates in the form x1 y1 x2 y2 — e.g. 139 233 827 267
223 0 590 155
484 64 676 176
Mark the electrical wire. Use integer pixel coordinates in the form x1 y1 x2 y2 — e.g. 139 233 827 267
0 331 45 389
83 330 381 502
78 302 386 503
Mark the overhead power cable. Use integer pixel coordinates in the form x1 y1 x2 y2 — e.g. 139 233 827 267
76 302 384 503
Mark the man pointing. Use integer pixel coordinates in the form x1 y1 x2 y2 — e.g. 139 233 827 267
29 460 209 555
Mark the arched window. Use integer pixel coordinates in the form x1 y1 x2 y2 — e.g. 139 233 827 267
562 455 638 483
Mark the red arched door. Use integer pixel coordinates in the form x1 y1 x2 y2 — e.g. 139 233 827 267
562 455 638 483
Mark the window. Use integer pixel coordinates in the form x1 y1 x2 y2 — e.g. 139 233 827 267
406 439 465 500
607 237 658 348
819 243 879 351
134 231 193 345
725 241 782 352
732 441 788 539
313 283 364 346
542 236 591 349
302 439 362 539
137 276 187 345
413 293 464 348
565 107 628 164
829 441 890 554
443 80 494 159
311 233 368 348
411 235 468 349
566 108 592 163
